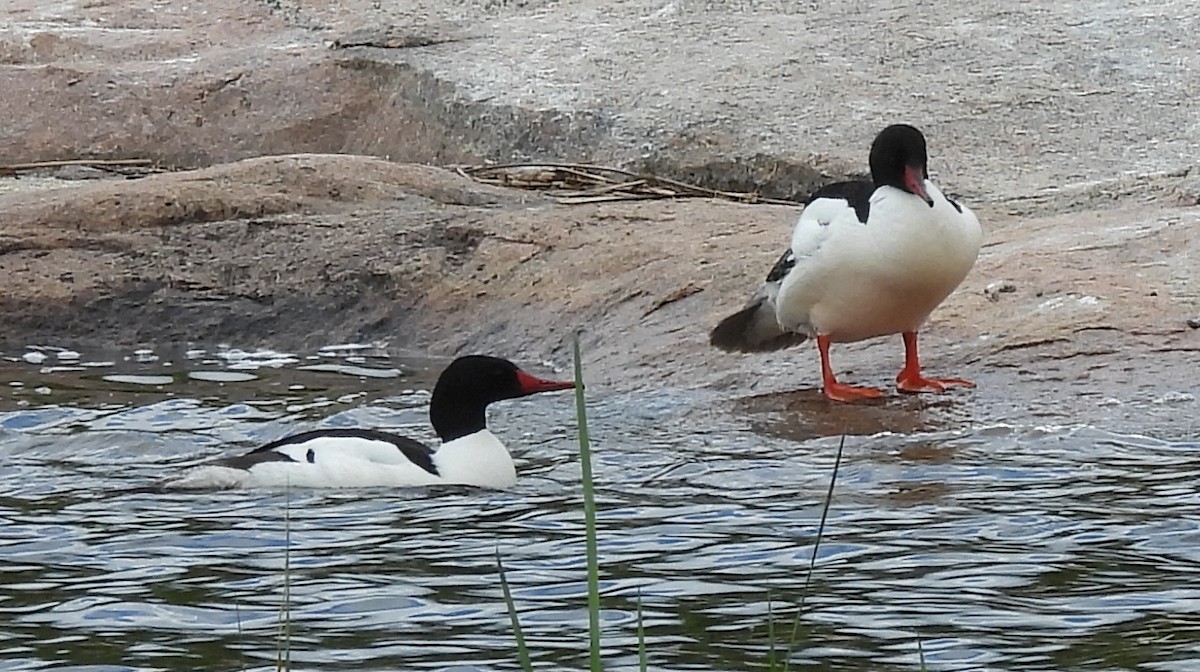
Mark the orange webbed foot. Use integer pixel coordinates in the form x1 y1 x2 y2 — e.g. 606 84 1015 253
895 332 975 395
895 373 975 394
823 381 886 403
817 334 886 402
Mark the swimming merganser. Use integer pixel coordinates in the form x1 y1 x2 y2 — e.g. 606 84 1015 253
161 355 575 489
710 124 982 402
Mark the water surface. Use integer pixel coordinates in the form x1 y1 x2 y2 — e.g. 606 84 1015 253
1 344 1198 671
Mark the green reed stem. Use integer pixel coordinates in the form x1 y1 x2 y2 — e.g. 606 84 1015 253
783 435 845 672
496 548 534 672
235 602 247 672
637 587 647 672
767 593 778 672
276 484 292 672
573 334 603 672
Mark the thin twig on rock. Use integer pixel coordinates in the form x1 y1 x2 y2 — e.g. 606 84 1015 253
458 162 800 207
0 158 161 177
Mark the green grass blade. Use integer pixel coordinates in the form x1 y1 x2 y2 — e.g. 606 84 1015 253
783 434 845 672
276 484 292 672
767 592 777 672
496 548 534 672
572 334 603 672
637 588 647 672
234 601 247 672
918 635 928 671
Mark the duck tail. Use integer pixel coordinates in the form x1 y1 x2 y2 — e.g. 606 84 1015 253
709 285 808 353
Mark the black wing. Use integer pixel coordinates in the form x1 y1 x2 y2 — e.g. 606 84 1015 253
806 180 875 224
764 249 796 283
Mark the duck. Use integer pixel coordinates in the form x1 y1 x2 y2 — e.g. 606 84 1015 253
710 124 982 402
160 355 575 489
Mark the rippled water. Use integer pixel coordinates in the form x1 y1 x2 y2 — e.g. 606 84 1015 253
1 344 1198 671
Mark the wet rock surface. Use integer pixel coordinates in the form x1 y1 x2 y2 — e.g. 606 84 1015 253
1 0 1197 435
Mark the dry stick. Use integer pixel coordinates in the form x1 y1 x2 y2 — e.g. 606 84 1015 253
0 158 157 172
550 166 624 185
469 162 667 190
562 180 787 205
473 166 620 190
460 161 636 176
460 161 801 206
454 166 476 182
557 180 651 197
556 193 675 205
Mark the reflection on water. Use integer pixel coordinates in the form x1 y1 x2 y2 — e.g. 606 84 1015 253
1 345 1199 671
735 387 970 439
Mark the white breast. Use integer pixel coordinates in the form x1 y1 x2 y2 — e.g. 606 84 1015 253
776 182 981 342
433 430 518 488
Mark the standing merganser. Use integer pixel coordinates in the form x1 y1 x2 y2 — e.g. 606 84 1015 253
161 355 575 489
710 124 982 402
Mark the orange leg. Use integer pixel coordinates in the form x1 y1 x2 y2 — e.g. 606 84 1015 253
895 331 975 393
817 334 884 402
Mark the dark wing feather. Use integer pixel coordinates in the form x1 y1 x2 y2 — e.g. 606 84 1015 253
713 182 879 354
806 180 875 224
710 297 809 352
710 251 809 353
215 448 296 471
764 249 796 283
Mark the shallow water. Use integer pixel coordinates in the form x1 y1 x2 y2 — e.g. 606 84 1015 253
1 345 1198 671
